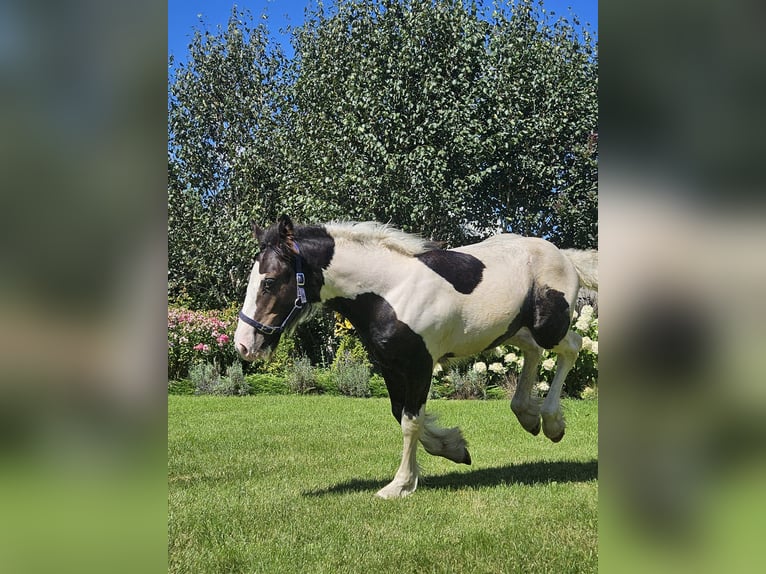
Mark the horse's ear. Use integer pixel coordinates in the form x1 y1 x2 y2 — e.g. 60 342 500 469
277 214 297 253
277 214 294 242
250 220 265 242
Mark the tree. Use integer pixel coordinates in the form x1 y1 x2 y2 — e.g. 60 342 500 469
283 0 597 247
168 8 287 308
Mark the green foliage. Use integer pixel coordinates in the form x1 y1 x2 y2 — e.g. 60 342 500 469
335 363 372 398
368 373 389 398
168 7 288 309
191 362 251 396
285 0 597 247
445 367 488 400
332 351 372 398
286 356 319 394
258 333 297 375
245 373 291 395
331 333 371 371
329 331 375 397
168 0 598 310
168 379 195 396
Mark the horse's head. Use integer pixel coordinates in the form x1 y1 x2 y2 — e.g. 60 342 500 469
234 215 307 362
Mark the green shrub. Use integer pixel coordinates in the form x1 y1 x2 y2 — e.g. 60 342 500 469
191 362 220 395
168 379 195 395
447 367 487 400
313 369 335 394
221 362 251 396
286 356 319 394
258 333 297 375
245 374 290 395
330 332 373 397
331 334 371 371
192 362 251 396
368 374 388 398
334 359 371 398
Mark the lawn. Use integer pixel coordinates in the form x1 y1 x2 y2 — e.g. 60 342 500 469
168 396 598 573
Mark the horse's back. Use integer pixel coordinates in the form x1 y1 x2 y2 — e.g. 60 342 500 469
432 234 580 357
456 234 576 290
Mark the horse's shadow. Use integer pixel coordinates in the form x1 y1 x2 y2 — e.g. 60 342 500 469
302 459 598 497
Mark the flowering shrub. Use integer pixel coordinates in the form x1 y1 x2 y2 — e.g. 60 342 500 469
432 304 598 399
561 304 599 396
168 305 241 380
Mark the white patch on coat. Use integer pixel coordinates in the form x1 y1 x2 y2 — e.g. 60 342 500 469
233 262 266 361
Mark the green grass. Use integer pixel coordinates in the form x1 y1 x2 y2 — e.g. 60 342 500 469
168 396 598 573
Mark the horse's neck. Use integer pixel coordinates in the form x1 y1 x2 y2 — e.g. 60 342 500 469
321 241 408 301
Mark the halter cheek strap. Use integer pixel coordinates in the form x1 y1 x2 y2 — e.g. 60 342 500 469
238 242 308 336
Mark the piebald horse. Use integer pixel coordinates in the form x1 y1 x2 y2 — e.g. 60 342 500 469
234 215 598 498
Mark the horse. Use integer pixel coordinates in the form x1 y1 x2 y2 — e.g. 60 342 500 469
234 215 598 498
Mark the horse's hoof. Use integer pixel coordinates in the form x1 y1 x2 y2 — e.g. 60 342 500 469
530 421 541 436
550 429 565 443
462 448 472 465
376 481 417 499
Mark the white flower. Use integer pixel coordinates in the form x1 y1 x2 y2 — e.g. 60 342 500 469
472 362 487 373
504 352 518 364
580 305 594 319
542 358 556 371
575 315 591 332
581 336 593 352
488 362 505 374
494 346 506 357
432 363 443 375
534 381 550 395
590 341 598 355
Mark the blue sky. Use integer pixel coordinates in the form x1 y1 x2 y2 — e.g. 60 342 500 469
168 0 597 66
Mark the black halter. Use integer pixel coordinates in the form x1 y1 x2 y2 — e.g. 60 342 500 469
238 242 308 336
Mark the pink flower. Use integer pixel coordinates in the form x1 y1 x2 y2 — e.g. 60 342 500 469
193 343 205 351
216 334 230 345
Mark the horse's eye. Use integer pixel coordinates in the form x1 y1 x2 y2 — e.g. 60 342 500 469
262 278 276 293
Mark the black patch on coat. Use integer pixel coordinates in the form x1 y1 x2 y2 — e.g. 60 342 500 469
416 250 485 294
293 225 335 303
483 284 570 351
327 293 433 421
528 285 570 349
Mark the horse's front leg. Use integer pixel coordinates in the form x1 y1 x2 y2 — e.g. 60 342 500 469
376 406 424 499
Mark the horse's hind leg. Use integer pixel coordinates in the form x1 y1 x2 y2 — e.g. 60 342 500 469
541 330 582 442
508 329 544 435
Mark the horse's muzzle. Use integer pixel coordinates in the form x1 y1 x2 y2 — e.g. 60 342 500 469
235 339 273 362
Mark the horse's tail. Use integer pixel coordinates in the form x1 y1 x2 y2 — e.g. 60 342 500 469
562 249 598 291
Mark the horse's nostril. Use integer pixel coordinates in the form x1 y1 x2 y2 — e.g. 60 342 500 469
236 342 248 357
